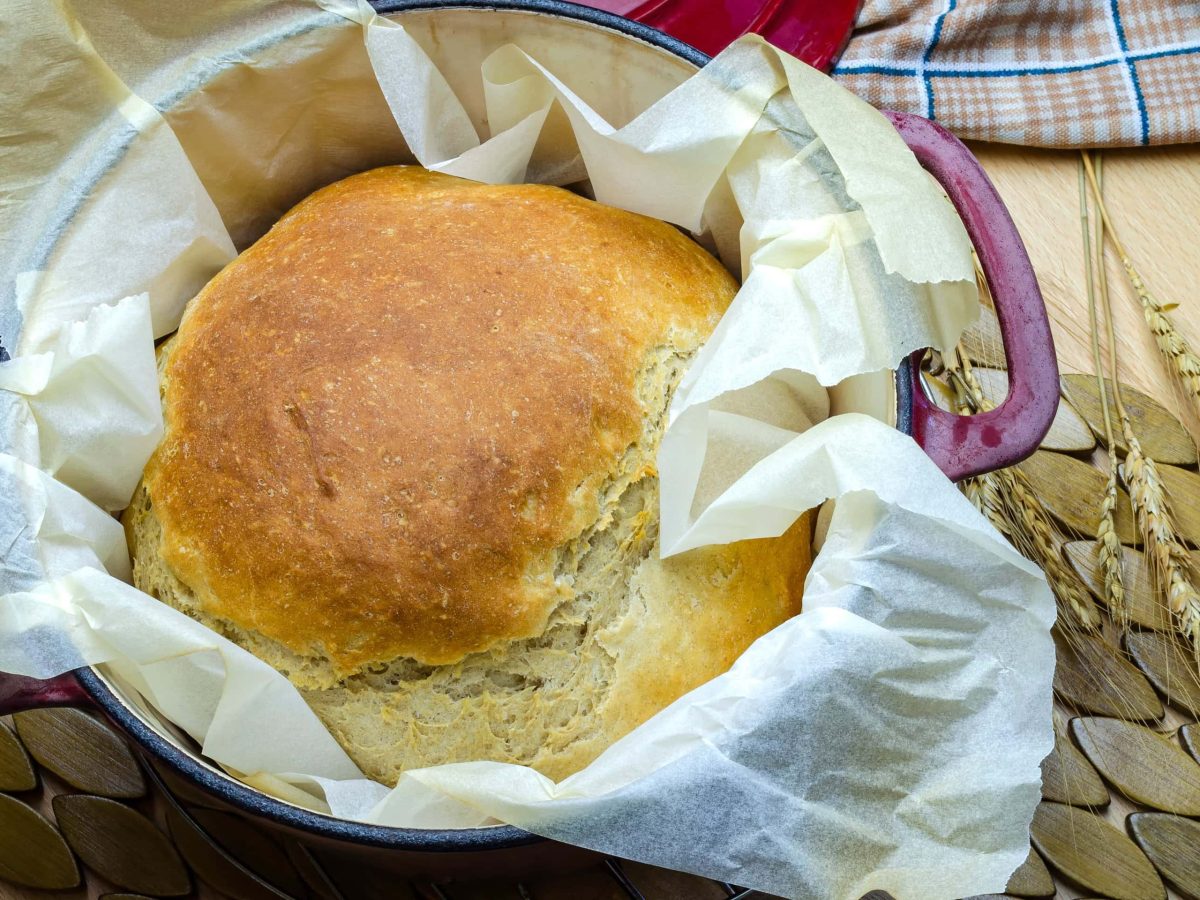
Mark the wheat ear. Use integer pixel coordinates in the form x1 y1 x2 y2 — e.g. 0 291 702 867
950 354 1100 630
949 350 1011 536
1120 426 1200 654
1095 471 1126 626
1082 152 1200 411
1005 468 1102 631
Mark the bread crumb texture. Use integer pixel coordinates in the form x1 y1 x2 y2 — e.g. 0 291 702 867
126 167 811 783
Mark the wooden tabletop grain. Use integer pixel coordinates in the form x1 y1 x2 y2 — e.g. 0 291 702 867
970 143 1200 443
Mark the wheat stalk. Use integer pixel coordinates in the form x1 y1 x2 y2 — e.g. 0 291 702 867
1080 154 1127 626
1088 151 1200 660
1082 153 1200 412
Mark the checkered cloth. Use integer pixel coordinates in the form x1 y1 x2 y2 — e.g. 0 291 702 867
832 0 1200 147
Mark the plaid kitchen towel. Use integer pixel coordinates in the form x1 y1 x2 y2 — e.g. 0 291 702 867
832 0 1200 147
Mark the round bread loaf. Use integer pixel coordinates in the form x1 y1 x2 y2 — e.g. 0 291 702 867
125 166 812 784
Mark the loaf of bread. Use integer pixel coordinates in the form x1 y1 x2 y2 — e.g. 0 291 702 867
124 166 812 784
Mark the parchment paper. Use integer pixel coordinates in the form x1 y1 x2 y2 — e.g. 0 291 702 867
0 3 1055 897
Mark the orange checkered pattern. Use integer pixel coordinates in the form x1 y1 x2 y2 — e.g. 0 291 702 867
833 0 1200 147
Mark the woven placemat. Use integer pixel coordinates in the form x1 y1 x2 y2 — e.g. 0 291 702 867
0 714 771 900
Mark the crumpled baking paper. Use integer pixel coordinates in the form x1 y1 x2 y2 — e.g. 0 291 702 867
0 3 1054 898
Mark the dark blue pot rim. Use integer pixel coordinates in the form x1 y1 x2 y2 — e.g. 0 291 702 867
62 0 913 854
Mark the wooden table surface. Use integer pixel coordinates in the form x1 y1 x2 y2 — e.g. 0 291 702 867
970 143 1200 442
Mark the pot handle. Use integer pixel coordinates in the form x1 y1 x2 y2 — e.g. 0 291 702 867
0 671 90 716
884 110 1059 482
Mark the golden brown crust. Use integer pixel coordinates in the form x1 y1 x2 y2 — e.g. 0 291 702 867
141 167 739 674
